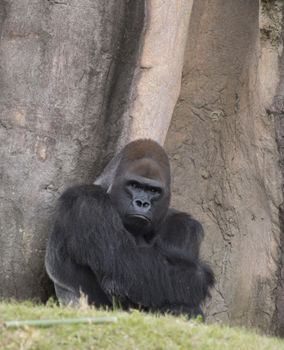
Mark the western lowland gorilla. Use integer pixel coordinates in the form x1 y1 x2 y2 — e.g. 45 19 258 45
45 139 214 318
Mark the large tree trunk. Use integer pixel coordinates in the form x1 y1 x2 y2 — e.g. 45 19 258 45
0 0 190 300
0 0 145 300
165 0 284 335
1 0 284 336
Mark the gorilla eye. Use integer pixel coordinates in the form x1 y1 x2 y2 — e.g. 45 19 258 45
150 187 161 194
129 181 139 189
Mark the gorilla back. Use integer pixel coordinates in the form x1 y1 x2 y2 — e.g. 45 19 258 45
45 139 214 317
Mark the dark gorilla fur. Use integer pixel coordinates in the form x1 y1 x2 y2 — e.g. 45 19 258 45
45 139 214 318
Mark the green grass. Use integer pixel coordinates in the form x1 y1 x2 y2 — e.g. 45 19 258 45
1 302 284 350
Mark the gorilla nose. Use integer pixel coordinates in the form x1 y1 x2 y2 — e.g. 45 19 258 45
133 199 151 212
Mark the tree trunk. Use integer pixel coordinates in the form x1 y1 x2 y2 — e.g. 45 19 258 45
0 0 190 300
1 0 284 336
0 0 145 300
165 0 284 335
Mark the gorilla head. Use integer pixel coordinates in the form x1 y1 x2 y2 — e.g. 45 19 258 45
108 139 171 235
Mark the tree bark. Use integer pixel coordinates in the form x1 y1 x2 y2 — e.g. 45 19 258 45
0 0 191 301
0 0 145 300
1 0 284 336
118 0 193 146
165 0 283 335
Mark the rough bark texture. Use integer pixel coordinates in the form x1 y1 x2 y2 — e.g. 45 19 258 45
165 0 283 334
265 0 284 335
118 0 193 146
0 0 145 300
0 0 191 302
1 0 284 336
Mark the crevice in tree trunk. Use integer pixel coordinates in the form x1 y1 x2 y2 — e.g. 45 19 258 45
270 104 284 335
0 1 7 35
277 204 284 336
97 0 146 168
267 3 284 335
271 91 284 338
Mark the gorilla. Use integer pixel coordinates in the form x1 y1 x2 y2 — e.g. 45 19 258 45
45 139 214 318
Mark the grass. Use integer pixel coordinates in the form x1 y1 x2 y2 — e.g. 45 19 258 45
1 301 284 350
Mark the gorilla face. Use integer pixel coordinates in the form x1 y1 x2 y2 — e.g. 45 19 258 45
109 158 170 235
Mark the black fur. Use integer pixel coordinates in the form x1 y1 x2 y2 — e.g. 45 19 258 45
45 140 214 318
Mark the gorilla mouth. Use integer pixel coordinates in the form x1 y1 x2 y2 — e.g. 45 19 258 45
125 214 152 232
127 214 151 224
123 214 152 236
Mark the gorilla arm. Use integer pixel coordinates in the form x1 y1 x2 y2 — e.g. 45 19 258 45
157 210 205 261
153 210 214 313
49 184 213 310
